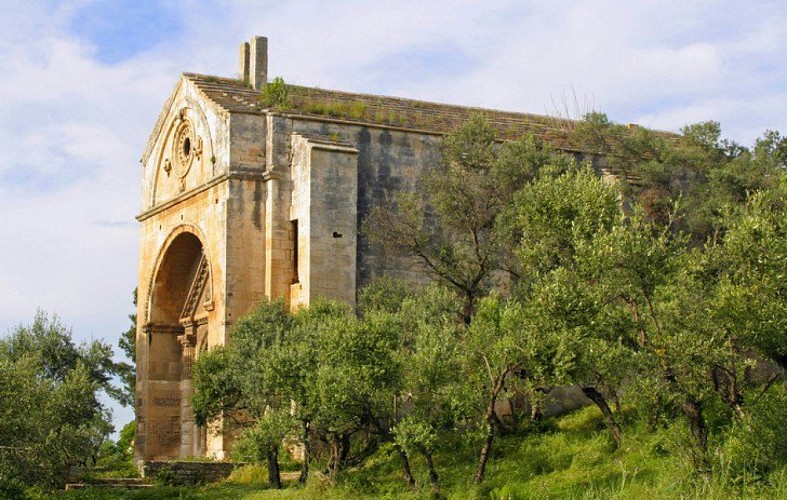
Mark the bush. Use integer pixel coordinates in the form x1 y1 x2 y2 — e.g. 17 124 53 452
719 388 787 480
261 77 291 109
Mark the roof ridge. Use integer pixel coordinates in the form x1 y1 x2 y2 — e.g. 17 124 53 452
286 84 569 124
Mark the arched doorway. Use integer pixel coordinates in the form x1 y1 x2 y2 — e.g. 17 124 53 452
145 231 212 459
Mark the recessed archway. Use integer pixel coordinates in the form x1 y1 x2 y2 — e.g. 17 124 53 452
143 230 211 459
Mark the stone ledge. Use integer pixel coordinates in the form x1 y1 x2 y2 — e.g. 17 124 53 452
142 460 246 486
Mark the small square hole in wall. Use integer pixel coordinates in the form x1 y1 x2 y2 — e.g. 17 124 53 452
333 231 343 238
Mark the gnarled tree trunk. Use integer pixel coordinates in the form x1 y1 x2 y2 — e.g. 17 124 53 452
681 397 709 471
581 386 622 446
474 372 507 484
326 432 351 477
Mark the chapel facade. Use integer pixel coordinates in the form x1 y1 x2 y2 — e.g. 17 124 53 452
134 36 596 462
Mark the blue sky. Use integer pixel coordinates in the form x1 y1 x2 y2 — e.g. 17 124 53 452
1 0 786 432
70 1 185 64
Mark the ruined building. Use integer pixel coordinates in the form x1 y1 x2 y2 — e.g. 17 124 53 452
135 36 596 461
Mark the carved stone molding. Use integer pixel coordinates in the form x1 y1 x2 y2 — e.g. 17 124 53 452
177 331 197 376
142 322 183 335
167 110 203 191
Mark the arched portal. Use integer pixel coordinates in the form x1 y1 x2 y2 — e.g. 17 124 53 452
144 231 212 459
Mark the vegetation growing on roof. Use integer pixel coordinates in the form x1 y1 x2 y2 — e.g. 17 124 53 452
260 76 292 110
300 100 367 120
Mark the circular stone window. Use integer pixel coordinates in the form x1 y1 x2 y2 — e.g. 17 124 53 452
173 121 195 177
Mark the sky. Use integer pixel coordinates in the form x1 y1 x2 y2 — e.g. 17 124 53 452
1 0 786 431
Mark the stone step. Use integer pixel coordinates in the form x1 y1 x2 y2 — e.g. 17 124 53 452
64 483 153 491
89 477 147 485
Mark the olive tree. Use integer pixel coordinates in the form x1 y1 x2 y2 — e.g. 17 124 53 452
0 312 117 492
365 114 566 323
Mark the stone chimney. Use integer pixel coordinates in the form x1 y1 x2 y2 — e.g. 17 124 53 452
239 36 267 90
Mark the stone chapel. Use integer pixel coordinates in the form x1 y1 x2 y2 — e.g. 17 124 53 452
134 36 598 462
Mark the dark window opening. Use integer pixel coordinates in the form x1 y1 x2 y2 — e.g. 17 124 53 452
291 219 299 284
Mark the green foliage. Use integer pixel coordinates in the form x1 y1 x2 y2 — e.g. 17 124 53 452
720 388 787 479
357 276 412 315
572 113 785 243
0 311 117 490
115 289 137 407
261 76 291 109
393 418 437 456
507 165 620 274
302 100 367 120
192 297 402 481
232 411 296 464
189 113 787 493
365 114 569 322
91 421 139 479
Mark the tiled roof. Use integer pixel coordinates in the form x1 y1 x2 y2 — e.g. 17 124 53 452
183 73 579 148
184 73 265 113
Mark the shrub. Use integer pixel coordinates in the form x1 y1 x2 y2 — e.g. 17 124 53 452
719 388 787 481
262 76 291 109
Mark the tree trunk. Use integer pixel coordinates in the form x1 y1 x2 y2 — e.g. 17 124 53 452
774 356 787 393
711 366 745 419
507 396 518 430
394 443 416 489
298 420 310 484
326 435 339 476
474 373 506 484
609 389 622 415
662 365 710 472
462 294 475 325
420 446 440 496
581 386 622 446
326 433 351 477
530 402 542 421
681 397 708 471
339 432 351 463
267 448 281 489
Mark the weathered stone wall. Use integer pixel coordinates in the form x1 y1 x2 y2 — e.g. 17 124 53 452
136 185 231 462
224 177 268 336
142 461 242 486
136 76 271 462
289 134 358 308
278 117 444 295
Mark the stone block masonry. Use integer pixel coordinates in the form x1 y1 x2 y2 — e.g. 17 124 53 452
142 461 243 486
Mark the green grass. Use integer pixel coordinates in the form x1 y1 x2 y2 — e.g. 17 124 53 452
301 101 367 120
57 406 787 499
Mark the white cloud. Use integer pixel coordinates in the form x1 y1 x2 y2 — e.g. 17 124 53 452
0 1 172 342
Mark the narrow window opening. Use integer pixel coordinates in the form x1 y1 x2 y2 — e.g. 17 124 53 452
291 219 299 284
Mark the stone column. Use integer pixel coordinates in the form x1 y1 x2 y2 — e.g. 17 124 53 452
178 328 197 457
141 323 184 460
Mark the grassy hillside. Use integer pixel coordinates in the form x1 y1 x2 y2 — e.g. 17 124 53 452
59 406 787 499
